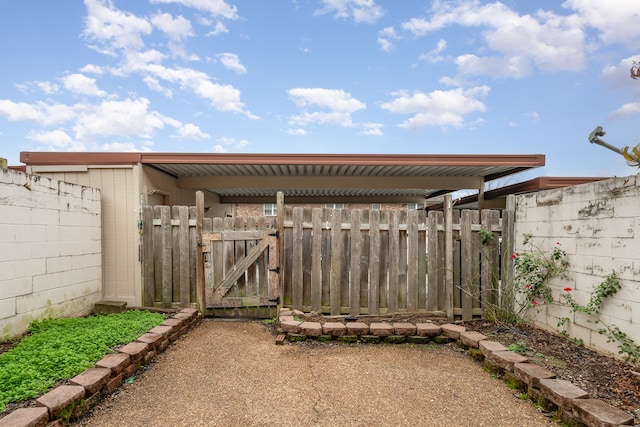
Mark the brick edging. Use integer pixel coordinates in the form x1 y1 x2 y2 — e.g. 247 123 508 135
0 308 202 427
277 310 636 427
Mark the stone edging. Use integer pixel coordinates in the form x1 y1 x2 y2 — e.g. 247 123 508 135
277 310 635 427
0 308 202 427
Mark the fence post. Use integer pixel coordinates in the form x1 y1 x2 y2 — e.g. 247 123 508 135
502 195 516 310
196 191 205 314
276 191 285 313
444 194 454 320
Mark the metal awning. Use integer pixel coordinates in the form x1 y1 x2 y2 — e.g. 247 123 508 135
20 152 545 204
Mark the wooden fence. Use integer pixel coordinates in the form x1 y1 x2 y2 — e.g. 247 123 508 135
280 202 514 320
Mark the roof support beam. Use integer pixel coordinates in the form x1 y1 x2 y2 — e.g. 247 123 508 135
177 175 483 190
219 195 428 204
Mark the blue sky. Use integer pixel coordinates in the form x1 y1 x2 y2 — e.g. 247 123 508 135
1 0 639 181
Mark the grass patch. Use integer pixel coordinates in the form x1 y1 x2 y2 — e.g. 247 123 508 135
0 310 165 413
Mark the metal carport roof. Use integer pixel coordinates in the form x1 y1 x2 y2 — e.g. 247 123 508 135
19 152 545 205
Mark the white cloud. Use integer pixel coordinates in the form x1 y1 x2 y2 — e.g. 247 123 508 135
380 86 490 129
175 123 210 140
62 73 107 97
101 141 153 151
212 136 250 152
26 129 86 151
79 64 105 74
377 26 398 52
217 53 247 74
151 12 193 41
360 122 383 136
608 102 640 120
316 0 385 24
143 76 174 97
288 88 366 127
206 21 229 36
286 128 308 136
419 39 447 64
83 0 153 54
562 0 640 46
0 100 75 125
149 0 239 20
71 97 166 141
402 1 586 78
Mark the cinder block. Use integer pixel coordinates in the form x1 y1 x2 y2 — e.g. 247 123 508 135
322 322 346 337
415 323 441 337
441 324 466 339
392 322 416 336
0 407 49 427
539 379 588 411
35 385 85 419
69 368 111 396
369 323 393 337
459 331 487 348
572 398 635 426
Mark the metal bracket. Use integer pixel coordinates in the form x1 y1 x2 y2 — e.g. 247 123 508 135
268 296 280 305
269 230 279 238
269 266 280 274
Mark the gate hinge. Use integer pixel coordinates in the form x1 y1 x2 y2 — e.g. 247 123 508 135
269 230 279 238
269 266 280 274
268 296 280 305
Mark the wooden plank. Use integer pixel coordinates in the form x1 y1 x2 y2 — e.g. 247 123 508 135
321 208 331 309
234 216 247 297
302 208 313 308
452 210 461 313
359 210 370 313
349 209 362 316
172 206 180 303
223 217 235 296
142 206 155 306
282 205 293 306
388 211 399 313
207 295 278 308
330 209 343 315
460 210 474 320
210 217 224 292
189 207 197 304
417 210 427 311
407 209 419 312
427 211 438 311
444 195 454 320
311 208 323 312
153 207 163 305
212 237 274 300
339 209 350 311
368 209 380 315
501 199 515 311
378 210 389 311
398 210 408 311
245 217 257 297
195 192 205 313
292 207 304 310
178 206 190 306
276 192 285 310
481 209 501 312
160 205 173 308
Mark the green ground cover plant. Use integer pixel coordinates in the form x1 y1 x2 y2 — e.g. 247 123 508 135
0 310 165 413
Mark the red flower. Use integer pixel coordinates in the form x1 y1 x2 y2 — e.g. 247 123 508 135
525 284 531 289
563 287 572 292
511 252 519 259
556 242 561 245
532 300 539 305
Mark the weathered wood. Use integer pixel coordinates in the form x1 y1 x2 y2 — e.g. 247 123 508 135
339 209 350 313
444 195 454 320
302 208 313 308
281 206 293 306
292 207 304 310
234 216 247 297
321 208 331 309
189 207 198 303
195 191 205 313
349 209 362 316
159 206 172 308
142 206 154 306
211 237 274 301
481 209 500 310
460 210 474 320
359 210 370 311
330 209 343 315
417 210 427 310
388 211 399 313
276 192 285 309
207 296 278 308
245 217 257 297
172 206 181 303
398 210 408 310
427 211 439 312
178 206 190 306
311 208 322 312
368 209 380 315
407 209 419 312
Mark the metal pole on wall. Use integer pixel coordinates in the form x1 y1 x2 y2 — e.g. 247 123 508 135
195 190 205 314
444 194 454 320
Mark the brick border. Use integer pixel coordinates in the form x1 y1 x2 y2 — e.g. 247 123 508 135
278 310 635 427
0 308 202 427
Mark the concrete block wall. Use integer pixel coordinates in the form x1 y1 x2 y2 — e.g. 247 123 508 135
0 168 102 338
514 175 640 358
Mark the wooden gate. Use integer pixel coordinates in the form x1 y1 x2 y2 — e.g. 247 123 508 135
201 216 278 318
142 199 279 318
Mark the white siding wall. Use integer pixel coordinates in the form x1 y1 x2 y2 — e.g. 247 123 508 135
0 169 102 338
515 175 640 358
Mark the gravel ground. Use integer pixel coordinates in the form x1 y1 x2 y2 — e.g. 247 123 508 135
73 319 554 427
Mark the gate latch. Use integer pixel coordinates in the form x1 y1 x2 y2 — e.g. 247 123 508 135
269 266 280 274
268 296 280 305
